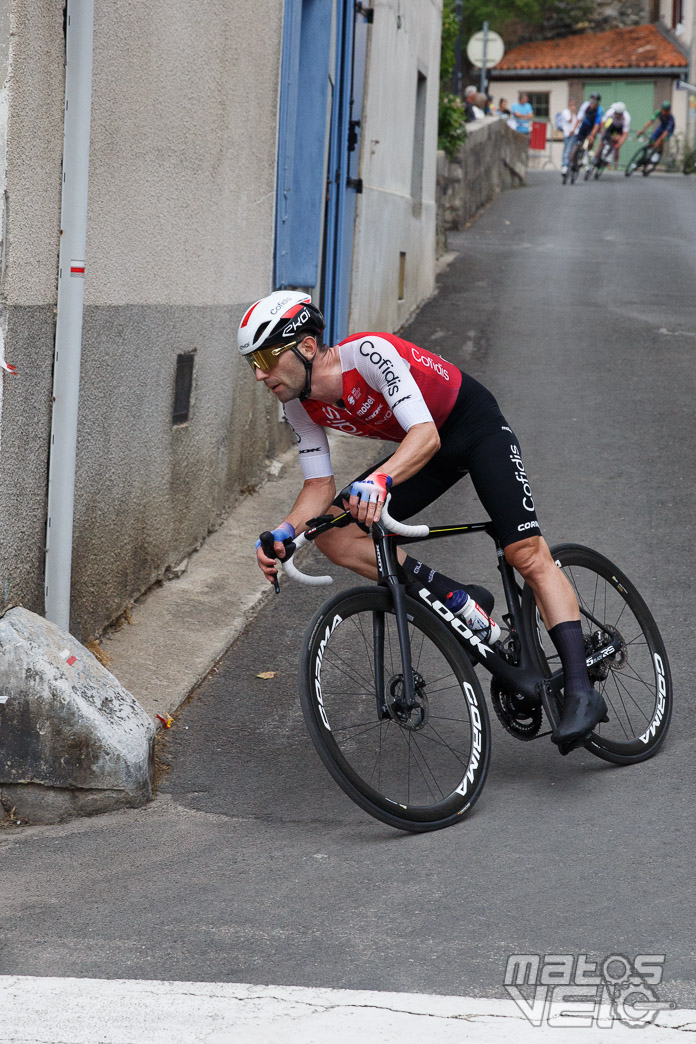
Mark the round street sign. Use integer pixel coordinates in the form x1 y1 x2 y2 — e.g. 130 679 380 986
466 30 505 69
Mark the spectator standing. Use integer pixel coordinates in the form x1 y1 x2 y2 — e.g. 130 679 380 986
498 98 511 117
463 85 478 122
511 92 534 134
560 98 577 174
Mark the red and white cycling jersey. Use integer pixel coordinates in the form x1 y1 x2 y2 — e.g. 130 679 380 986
284 332 462 479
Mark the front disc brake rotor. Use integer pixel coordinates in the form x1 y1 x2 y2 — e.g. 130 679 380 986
387 672 428 730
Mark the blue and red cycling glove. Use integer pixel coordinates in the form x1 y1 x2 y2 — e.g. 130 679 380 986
349 472 392 503
255 521 296 554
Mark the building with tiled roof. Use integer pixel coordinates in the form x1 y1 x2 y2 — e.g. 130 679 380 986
493 23 687 75
488 14 692 169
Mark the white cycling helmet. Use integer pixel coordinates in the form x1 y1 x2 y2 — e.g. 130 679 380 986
613 102 626 114
238 290 325 357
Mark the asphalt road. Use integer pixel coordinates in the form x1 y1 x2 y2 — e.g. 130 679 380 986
2 171 695 1010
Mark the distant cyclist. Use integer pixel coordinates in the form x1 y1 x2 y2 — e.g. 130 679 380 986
595 101 631 167
636 100 675 157
566 93 603 173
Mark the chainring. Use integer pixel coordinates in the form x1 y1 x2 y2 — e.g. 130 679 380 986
490 680 542 740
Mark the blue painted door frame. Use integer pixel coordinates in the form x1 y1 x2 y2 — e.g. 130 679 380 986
275 1 369 344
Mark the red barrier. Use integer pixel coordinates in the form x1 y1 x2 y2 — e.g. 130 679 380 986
529 121 547 150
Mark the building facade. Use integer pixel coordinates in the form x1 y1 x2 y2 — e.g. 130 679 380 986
0 0 443 639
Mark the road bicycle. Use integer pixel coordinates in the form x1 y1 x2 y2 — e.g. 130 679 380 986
625 137 662 177
563 139 590 184
267 497 672 833
584 137 614 180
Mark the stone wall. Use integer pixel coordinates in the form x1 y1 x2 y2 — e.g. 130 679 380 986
436 118 529 256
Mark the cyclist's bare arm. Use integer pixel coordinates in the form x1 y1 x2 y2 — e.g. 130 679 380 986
349 421 441 526
256 475 336 584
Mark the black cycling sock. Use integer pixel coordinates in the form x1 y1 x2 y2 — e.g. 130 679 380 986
402 556 464 601
549 620 591 693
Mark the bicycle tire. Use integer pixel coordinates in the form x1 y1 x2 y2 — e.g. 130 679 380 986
520 545 672 765
642 156 659 176
299 586 491 832
625 146 645 177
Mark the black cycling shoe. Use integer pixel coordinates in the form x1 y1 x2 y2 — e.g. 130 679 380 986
552 688 609 751
460 584 495 617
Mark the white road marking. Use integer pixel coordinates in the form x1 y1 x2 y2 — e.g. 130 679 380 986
0 977 692 1043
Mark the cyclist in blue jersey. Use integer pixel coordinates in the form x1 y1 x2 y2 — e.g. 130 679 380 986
636 101 675 157
565 93 603 173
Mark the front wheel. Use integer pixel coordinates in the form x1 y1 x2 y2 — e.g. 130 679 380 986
625 146 645 176
299 586 491 832
520 545 672 765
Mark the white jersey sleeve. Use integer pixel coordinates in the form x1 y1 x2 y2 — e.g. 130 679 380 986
283 398 333 479
340 336 434 431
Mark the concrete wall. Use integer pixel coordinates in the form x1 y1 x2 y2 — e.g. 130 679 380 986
0 1 290 640
349 0 442 332
0 0 64 622
436 118 528 255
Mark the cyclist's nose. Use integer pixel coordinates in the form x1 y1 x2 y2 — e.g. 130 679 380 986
254 365 268 382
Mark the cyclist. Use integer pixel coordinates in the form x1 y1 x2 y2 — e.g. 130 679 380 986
594 101 631 168
239 290 608 750
636 100 675 158
566 92 603 173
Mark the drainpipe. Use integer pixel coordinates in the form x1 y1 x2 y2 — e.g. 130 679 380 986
44 0 94 631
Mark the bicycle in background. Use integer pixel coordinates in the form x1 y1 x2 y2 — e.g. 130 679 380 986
625 136 663 177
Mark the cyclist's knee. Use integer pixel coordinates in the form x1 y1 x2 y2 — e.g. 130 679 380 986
504 535 551 581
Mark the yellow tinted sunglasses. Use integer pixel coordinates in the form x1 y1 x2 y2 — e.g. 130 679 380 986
245 340 297 372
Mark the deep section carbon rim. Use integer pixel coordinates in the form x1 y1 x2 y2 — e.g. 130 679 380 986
522 545 672 764
299 587 490 831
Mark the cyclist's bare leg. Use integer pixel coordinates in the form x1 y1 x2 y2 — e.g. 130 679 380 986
504 535 578 629
314 513 380 581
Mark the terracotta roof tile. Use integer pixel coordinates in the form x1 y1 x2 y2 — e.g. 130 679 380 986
495 23 687 71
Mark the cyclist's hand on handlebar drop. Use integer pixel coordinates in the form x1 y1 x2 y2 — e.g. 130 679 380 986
345 472 392 526
255 522 296 584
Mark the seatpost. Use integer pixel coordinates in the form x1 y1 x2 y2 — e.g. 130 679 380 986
372 522 417 708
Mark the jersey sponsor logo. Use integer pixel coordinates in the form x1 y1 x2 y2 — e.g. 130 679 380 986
299 446 322 455
410 347 450 381
357 395 375 417
321 404 360 435
509 444 535 513
517 520 539 532
392 394 413 409
358 341 401 397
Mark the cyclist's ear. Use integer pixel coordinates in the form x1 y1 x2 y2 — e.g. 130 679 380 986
297 335 317 360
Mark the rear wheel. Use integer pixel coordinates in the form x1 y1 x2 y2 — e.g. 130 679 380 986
300 586 491 832
642 150 660 176
521 545 672 765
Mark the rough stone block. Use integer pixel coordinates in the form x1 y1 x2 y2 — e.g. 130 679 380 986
0 607 154 822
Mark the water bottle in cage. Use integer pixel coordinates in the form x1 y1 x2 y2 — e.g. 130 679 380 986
446 590 501 642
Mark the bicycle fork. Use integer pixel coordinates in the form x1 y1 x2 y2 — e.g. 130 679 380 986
372 526 418 717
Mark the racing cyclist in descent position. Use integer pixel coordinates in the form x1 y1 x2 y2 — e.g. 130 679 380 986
566 92 603 173
240 291 609 750
594 101 631 168
636 100 675 158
